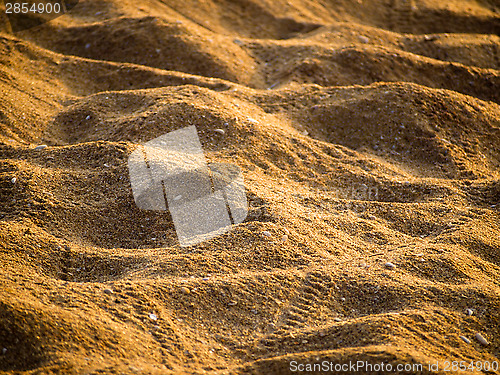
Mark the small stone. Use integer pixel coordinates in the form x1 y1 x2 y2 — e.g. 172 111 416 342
202 277 210 281
474 333 489 346
11 177 16 184
228 301 237 306
281 235 288 242
180 287 190 294
34 145 47 150
85 115 91 120
319 331 326 337
1 348 6 354
465 308 473 316
103 288 114 295
262 231 272 237
233 38 243 45
358 35 369 43
384 262 396 269
149 313 158 321
85 43 91 49
459 335 471 344
250 309 258 314
334 318 342 322
302 339 308 344
213 128 225 135
103 163 110 168
423 35 439 42
247 117 258 124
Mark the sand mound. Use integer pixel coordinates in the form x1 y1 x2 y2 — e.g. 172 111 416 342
1 0 499 373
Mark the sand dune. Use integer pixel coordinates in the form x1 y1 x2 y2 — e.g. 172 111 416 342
1 0 499 374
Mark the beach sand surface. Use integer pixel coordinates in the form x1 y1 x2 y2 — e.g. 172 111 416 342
0 0 499 373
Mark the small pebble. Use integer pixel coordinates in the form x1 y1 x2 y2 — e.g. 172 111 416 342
281 235 288 242
262 231 272 237
11 177 16 184
459 335 471 344
202 277 210 281
103 288 114 295
34 145 47 150
465 308 473 316
319 331 326 337
180 287 190 294
358 35 369 43
228 301 237 306
247 117 258 124
423 35 439 41
474 333 489 346
250 309 258 314
233 38 243 45
334 318 342 322
103 163 110 168
85 115 91 120
2 348 6 354
213 128 225 135
149 313 158 321
384 262 396 269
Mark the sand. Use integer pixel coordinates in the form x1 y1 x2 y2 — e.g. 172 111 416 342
0 0 499 374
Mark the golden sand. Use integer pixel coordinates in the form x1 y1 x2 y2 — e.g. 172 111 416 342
0 0 499 373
